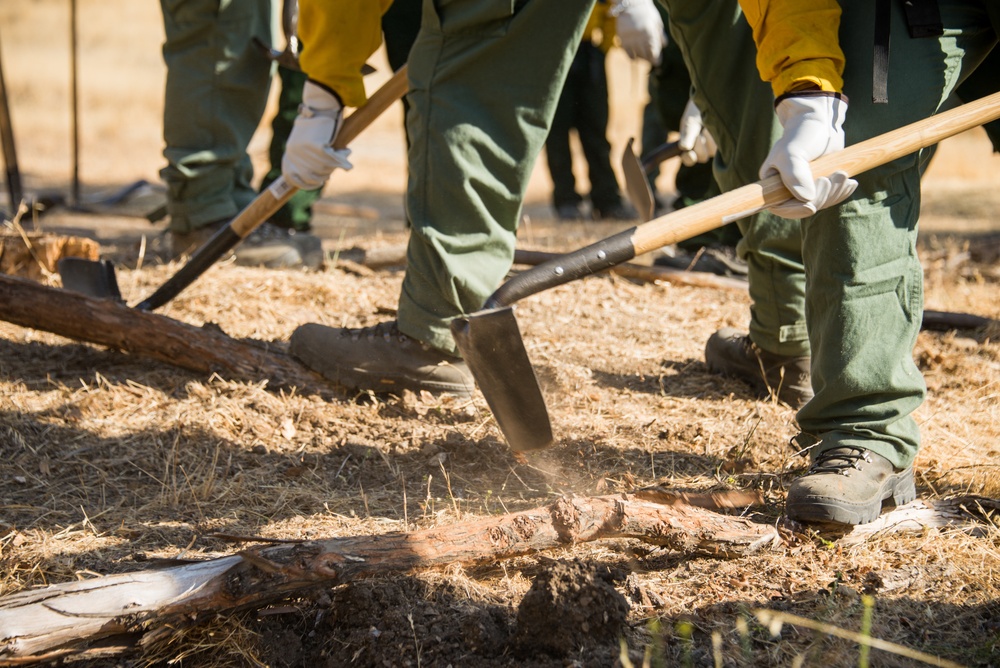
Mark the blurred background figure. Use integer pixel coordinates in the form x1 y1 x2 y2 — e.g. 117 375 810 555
640 5 744 277
543 1 638 222
159 0 322 269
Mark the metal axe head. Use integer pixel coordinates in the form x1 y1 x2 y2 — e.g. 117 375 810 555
451 306 553 452
622 137 655 222
57 257 122 302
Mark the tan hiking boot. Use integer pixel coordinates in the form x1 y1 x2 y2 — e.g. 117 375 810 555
290 321 474 396
786 446 916 525
704 327 812 408
168 221 324 270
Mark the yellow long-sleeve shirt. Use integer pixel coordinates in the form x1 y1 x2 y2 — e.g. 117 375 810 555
297 0 393 108
738 0 845 98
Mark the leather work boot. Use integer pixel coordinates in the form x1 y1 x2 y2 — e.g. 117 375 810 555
786 446 916 525
290 321 475 396
704 328 813 408
168 221 324 270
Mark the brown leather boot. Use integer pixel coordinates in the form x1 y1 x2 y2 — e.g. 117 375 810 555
785 446 916 525
290 321 474 396
705 328 812 408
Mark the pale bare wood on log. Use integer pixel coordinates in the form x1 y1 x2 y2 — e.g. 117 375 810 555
0 273 330 393
0 493 777 664
834 496 1000 546
0 232 99 281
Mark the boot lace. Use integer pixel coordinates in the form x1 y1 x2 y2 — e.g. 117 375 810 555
347 321 409 343
808 446 873 476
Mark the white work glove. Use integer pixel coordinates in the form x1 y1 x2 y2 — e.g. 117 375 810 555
677 97 716 167
760 93 857 219
282 81 353 191
612 0 666 65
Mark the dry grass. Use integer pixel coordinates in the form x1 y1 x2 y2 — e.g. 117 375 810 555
3 1 1000 666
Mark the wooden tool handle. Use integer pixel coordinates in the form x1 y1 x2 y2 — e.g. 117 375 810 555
486 92 1000 310
230 65 409 239
138 67 409 311
631 91 1000 255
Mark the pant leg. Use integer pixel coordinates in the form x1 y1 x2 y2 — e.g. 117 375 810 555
797 0 998 468
399 0 597 353
573 43 622 214
545 47 584 210
660 0 808 357
160 0 274 232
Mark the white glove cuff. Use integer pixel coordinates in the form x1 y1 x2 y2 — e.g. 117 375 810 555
302 80 344 114
774 92 848 134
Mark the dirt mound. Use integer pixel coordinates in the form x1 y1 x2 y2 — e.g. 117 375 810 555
249 559 630 667
513 558 630 660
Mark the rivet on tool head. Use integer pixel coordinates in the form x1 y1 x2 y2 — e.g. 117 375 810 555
597 250 607 260
554 266 564 276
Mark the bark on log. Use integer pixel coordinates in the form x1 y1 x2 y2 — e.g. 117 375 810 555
0 273 331 393
0 493 778 664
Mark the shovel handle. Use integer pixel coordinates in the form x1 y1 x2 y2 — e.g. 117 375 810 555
487 91 1000 309
136 66 409 311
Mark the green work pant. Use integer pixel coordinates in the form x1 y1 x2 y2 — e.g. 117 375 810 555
160 0 274 232
663 0 998 468
398 0 597 353
545 41 624 215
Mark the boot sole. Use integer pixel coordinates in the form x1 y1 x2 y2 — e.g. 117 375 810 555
787 466 916 525
340 368 474 398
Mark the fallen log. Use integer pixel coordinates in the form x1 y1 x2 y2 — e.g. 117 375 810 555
2 492 995 664
0 272 330 393
0 493 778 664
920 309 997 332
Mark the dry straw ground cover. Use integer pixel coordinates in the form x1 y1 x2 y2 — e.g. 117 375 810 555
2 1 1000 666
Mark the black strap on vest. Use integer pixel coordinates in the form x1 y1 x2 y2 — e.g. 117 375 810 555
872 0 945 104
873 0 892 104
903 0 945 38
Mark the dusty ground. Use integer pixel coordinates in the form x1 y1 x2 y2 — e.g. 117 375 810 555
2 2 1000 666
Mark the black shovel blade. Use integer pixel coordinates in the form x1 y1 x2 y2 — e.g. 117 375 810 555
57 257 122 301
451 306 553 452
622 137 655 222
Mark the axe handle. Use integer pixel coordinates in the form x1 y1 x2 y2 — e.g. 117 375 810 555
487 91 1000 309
136 66 409 312
632 91 1000 254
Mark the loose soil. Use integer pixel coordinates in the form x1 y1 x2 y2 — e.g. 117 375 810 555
2 2 1000 666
